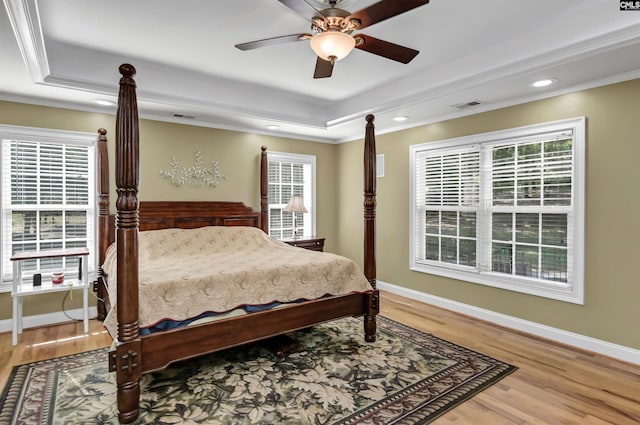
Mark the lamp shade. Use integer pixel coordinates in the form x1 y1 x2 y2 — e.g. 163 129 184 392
309 31 356 61
283 195 308 213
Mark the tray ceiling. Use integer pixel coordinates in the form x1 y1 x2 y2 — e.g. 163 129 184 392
2 0 640 143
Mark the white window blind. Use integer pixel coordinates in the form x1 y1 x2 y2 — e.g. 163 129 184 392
410 117 585 304
415 147 480 267
267 152 315 239
1 125 96 288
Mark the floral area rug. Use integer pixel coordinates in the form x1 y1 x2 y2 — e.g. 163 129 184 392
0 317 516 424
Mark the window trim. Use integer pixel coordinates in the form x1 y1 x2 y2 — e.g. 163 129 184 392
266 151 316 238
409 117 585 304
0 124 97 292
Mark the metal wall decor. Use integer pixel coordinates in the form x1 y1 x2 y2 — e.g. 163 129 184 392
160 151 228 188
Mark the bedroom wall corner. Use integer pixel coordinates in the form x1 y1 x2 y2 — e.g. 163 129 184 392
333 79 640 352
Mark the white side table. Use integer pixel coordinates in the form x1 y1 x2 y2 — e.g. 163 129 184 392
10 247 90 346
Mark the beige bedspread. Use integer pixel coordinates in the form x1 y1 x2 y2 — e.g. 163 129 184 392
102 226 372 337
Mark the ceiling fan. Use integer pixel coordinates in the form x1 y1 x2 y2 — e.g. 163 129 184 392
235 0 429 78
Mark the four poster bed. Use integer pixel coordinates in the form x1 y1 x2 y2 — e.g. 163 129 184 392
97 64 379 423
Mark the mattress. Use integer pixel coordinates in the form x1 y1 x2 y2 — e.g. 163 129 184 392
102 226 372 337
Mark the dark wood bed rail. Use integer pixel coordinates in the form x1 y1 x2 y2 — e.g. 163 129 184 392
101 63 378 423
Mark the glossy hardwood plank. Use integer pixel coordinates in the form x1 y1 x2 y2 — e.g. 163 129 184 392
380 291 640 425
0 319 111 390
1 291 639 424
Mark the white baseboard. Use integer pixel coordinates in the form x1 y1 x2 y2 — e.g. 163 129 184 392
0 307 98 333
378 280 640 365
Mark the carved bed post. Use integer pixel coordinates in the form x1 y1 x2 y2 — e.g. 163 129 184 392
96 128 109 321
260 146 269 233
114 64 141 424
363 114 378 342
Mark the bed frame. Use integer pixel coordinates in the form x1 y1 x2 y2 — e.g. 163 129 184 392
97 64 379 423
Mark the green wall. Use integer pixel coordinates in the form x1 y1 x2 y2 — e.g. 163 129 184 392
336 78 640 350
0 101 337 320
2 78 639 352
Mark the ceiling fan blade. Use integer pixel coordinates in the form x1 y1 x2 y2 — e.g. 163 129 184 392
235 33 312 51
346 0 429 30
354 34 419 64
278 0 325 21
313 57 334 79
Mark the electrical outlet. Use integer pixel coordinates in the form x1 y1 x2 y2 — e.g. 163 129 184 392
92 281 99 293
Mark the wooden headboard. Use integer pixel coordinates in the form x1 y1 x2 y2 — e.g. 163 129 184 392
106 201 262 245
138 201 261 229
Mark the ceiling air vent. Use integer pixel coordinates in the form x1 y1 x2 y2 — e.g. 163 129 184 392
172 113 195 119
452 100 484 110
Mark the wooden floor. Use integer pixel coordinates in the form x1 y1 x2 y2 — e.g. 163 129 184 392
1 291 639 424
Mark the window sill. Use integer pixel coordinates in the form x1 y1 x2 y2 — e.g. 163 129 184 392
410 262 584 305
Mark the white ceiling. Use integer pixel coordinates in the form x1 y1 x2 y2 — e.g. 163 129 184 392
2 0 640 143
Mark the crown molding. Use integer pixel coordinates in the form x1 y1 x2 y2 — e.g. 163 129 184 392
5 0 640 143
3 0 48 82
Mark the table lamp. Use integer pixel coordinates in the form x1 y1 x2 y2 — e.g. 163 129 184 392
283 195 307 239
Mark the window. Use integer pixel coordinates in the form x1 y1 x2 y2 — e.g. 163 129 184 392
1 125 96 290
410 117 585 304
267 152 315 239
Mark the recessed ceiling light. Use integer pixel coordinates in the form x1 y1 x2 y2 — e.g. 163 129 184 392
266 125 280 130
95 99 116 106
531 78 557 88
393 116 409 122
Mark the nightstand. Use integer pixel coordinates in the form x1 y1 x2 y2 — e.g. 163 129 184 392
282 236 325 252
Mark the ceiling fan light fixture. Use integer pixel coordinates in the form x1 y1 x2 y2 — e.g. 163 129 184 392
309 31 355 61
